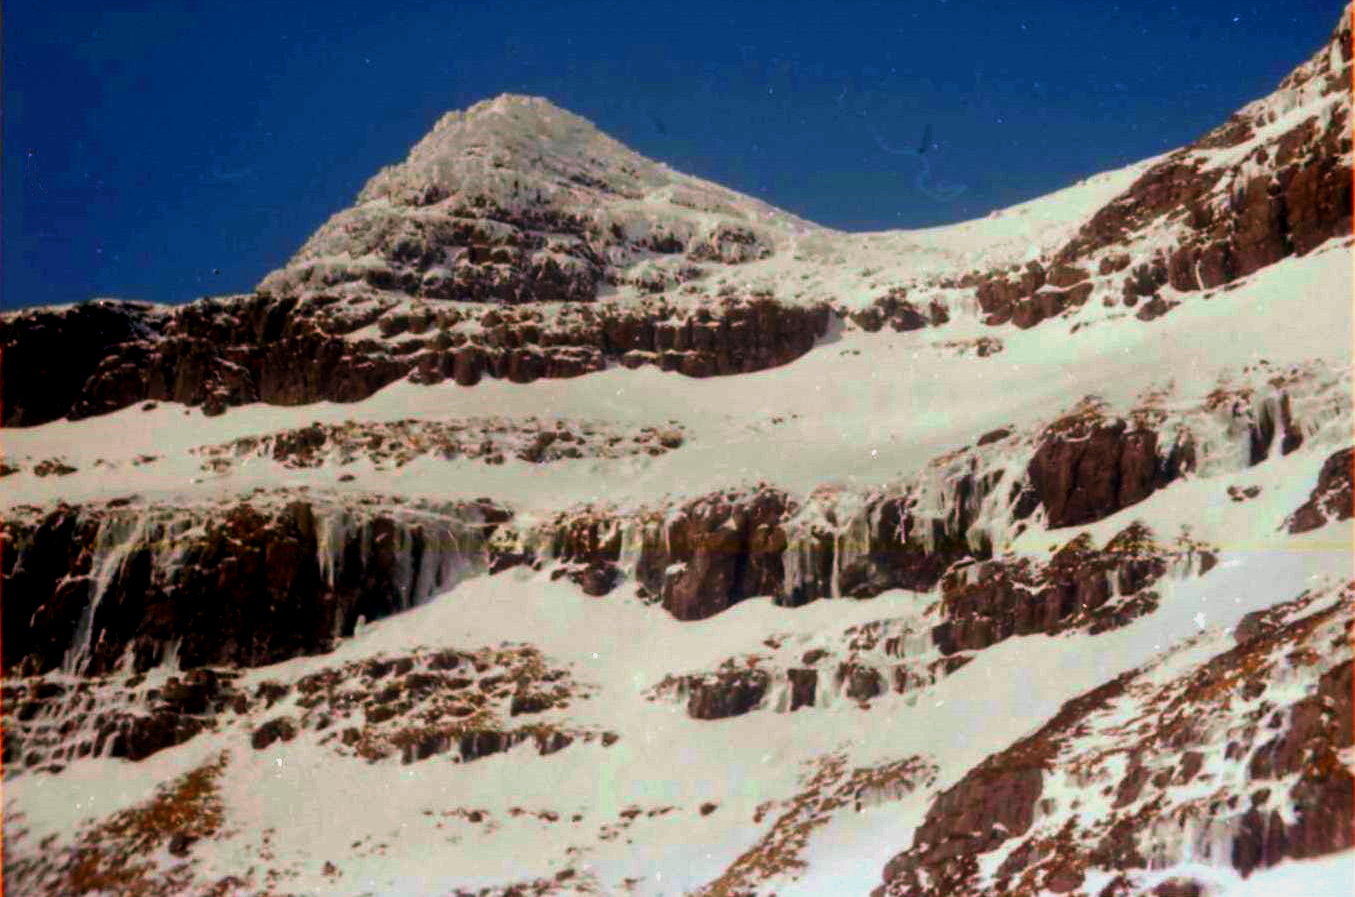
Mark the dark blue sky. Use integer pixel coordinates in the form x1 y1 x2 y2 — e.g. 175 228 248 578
3 0 1345 310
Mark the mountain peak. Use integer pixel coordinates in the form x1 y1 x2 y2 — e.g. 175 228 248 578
355 93 668 208
453 93 588 128
262 94 818 300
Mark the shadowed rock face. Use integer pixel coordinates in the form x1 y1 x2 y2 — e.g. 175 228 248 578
0 300 162 428
932 523 1213 655
1027 418 1192 528
1 498 511 676
0 295 830 427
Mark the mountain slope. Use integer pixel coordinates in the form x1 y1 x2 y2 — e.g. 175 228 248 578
2 6 1352 897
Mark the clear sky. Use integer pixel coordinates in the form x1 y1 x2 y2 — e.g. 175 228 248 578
2 0 1345 310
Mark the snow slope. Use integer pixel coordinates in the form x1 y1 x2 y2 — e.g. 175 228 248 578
3 237 1348 521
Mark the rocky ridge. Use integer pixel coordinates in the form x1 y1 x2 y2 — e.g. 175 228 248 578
0 294 830 427
874 584 1353 897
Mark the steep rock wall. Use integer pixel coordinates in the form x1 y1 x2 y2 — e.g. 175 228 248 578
0 296 830 426
1 497 510 676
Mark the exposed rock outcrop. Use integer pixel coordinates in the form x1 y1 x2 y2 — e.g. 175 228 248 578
1 669 243 771
875 586 1354 896
0 295 831 426
493 471 1000 621
1026 415 1191 528
647 489 793 621
936 10 1351 335
932 523 1216 655
491 488 800 621
0 300 164 428
877 673 1136 897
1 495 510 676
683 669 771 720
1 642 610 775
652 524 1216 723
1287 446 1353 533
194 417 686 473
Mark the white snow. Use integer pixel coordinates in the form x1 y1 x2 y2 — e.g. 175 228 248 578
4 235 1349 523
1130 851 1355 897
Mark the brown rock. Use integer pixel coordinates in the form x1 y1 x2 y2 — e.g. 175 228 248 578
877 673 1133 896
2 295 829 425
251 716 298 750
685 669 769 720
645 490 792 621
842 664 883 701
1287 447 1353 533
788 668 817 711
4 498 510 677
1027 420 1184 528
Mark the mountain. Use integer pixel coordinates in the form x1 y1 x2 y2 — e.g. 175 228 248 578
1 7 1351 897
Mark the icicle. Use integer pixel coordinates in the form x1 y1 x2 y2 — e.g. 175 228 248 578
314 507 351 590
830 527 842 600
63 509 153 675
393 524 414 610
768 675 792 713
617 517 645 578
782 531 803 601
159 638 182 674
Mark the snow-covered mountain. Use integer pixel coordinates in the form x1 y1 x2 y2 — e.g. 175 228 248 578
2 7 1351 896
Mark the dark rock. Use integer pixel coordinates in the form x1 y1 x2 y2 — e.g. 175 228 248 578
643 489 791 621
977 428 1012 447
167 832 199 857
103 712 207 762
1287 447 1353 533
509 692 554 716
1028 419 1186 528
788 668 817 711
1 296 830 426
686 669 769 720
252 716 298 750
3 498 510 676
